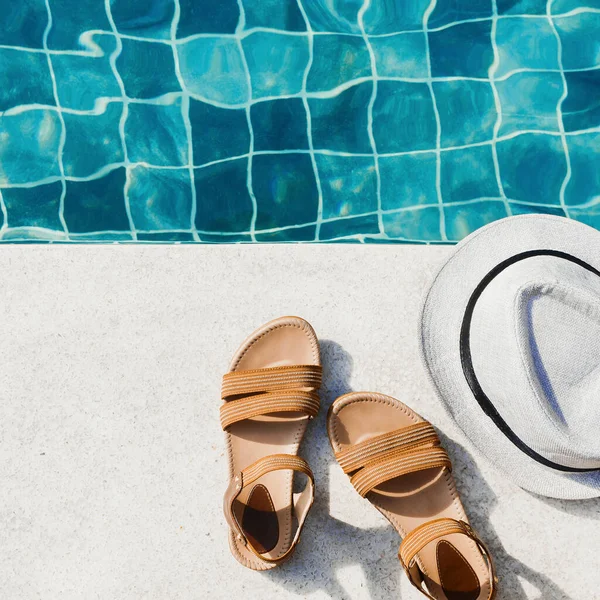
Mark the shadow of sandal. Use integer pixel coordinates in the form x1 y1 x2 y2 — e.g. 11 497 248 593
266 340 404 598
268 341 572 599
441 434 573 600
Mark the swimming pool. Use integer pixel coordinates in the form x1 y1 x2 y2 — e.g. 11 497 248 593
0 0 599 242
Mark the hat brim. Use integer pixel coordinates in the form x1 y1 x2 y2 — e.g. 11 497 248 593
420 214 600 499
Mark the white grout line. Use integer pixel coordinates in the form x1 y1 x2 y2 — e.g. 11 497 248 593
0 93 187 117
78 9 600 45
0 190 8 234
3 64 600 118
296 0 325 240
5 123 600 191
42 0 69 239
2 186 593 243
103 0 137 240
1 7 598 52
358 0 384 236
170 0 200 241
547 0 572 219
423 0 447 241
489 0 512 217
234 0 259 242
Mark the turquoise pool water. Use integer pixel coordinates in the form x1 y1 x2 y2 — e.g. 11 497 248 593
0 1 599 242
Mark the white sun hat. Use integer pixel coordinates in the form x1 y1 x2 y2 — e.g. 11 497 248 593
420 214 600 499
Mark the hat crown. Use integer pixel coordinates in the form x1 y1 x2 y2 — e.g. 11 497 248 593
470 255 600 469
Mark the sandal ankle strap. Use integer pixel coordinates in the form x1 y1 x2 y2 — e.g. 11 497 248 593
223 454 315 564
399 518 497 600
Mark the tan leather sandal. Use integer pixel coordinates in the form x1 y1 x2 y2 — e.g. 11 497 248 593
328 392 497 599
220 316 321 570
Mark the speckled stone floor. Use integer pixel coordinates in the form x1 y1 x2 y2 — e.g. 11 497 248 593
1 245 597 599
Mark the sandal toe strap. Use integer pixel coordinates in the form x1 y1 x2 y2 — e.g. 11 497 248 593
350 446 452 497
220 390 320 429
335 422 439 474
222 365 322 399
223 454 315 564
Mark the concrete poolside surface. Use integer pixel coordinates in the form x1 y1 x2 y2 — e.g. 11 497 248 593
1 245 597 599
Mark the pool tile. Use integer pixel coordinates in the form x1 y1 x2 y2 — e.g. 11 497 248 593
125 99 187 166
379 153 437 209
433 80 496 147
428 0 492 29
138 232 195 241
569 204 600 231
429 20 493 78
373 81 436 153
441 145 499 203
303 0 363 34
178 0 239 37
69 231 133 241
189 100 249 164
0 0 47 49
382 207 442 241
242 32 309 99
63 168 129 233
319 214 379 240
307 35 371 92
509 202 566 217
46 0 111 50
253 153 318 230
444 201 508 241
52 36 120 111
497 0 547 14
111 0 174 40
0 48 55 112
255 224 316 242
552 0 600 11
200 232 253 243
364 0 432 34
555 13 600 71
128 166 192 230
371 33 428 79
2 228 66 241
309 82 371 152
322 237 363 244
177 38 249 105
496 72 562 135
2 182 62 230
117 38 180 100
363 236 425 245
0 110 61 185
242 0 306 31
565 132 600 207
497 133 566 205
563 70 600 132
63 102 124 177
495 17 558 78
194 158 253 232
251 99 308 151
316 155 377 218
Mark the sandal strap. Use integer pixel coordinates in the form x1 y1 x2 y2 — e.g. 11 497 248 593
400 518 472 568
399 518 498 600
335 422 439 474
222 365 322 399
220 390 320 430
350 446 452 497
223 454 315 564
